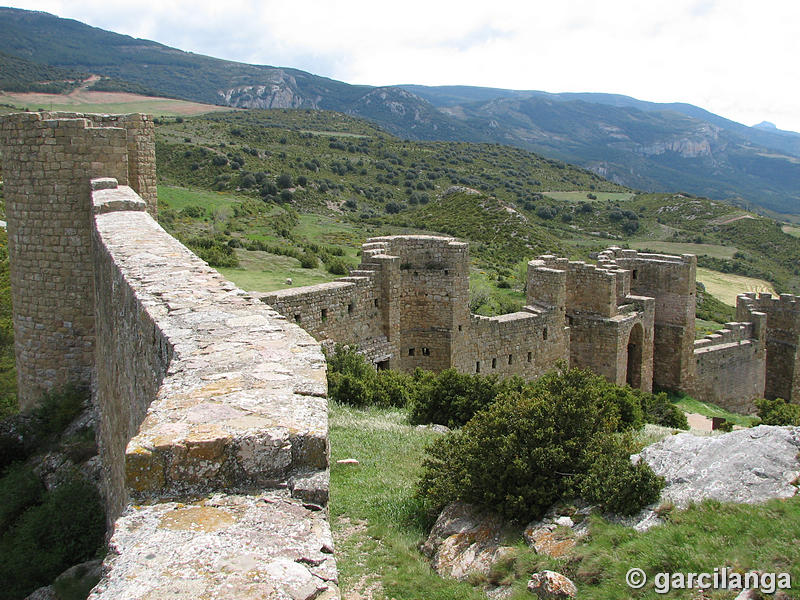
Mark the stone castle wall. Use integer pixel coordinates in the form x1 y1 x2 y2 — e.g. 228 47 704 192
0 112 156 409
738 292 800 403
1 113 337 600
691 319 767 413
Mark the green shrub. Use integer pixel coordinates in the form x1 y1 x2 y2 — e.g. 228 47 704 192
0 463 43 533
299 251 318 269
408 369 510 428
372 370 414 408
326 258 349 275
755 397 800 426
641 391 689 429
0 473 105 599
578 433 664 515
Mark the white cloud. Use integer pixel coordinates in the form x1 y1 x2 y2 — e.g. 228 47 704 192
5 0 800 131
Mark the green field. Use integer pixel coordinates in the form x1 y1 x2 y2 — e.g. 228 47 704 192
782 225 800 238
543 191 635 203
158 185 245 212
696 267 776 306
0 91 230 117
630 241 738 259
217 249 356 292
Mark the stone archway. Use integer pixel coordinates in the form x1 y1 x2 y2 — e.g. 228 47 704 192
626 323 644 389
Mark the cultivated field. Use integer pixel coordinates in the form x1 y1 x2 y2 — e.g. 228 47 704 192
696 267 776 306
0 90 232 117
630 241 737 259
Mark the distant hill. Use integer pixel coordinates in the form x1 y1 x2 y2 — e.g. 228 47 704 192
1 7 798 214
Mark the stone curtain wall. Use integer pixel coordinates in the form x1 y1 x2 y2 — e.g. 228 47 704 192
455 309 569 377
738 293 800 404
692 320 766 413
91 180 337 599
1 112 338 599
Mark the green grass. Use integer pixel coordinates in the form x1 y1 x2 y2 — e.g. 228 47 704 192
329 403 798 599
630 241 737 260
0 92 231 117
543 191 635 203
329 403 486 600
669 392 759 428
782 225 800 238
158 185 244 212
695 318 725 338
217 249 349 292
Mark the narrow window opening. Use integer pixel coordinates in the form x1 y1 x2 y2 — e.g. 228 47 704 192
543 326 548 340
408 348 415 357
444 269 449 276
294 314 301 323
491 358 497 369
458 325 463 332
374 298 380 308
632 269 638 280
476 361 481 373
527 351 532 362
508 354 513 365
321 308 328 321
348 303 354 314
422 347 431 356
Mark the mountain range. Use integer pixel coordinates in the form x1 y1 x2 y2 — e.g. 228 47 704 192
0 6 798 214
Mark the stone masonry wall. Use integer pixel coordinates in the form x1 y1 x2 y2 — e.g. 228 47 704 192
2 112 337 600
91 180 337 599
738 292 800 404
0 112 156 409
691 320 766 413
603 248 697 392
454 308 569 377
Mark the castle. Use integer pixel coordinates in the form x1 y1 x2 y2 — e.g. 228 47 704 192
0 111 798 598
263 236 799 414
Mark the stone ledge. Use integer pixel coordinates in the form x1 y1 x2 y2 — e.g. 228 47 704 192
92 183 147 214
88 491 339 600
93 209 329 502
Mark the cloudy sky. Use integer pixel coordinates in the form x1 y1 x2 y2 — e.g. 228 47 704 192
7 0 800 132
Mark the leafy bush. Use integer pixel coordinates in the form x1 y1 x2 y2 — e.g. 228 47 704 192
416 377 663 521
755 397 800 426
299 251 318 269
0 473 105 599
277 173 293 189
326 258 349 275
640 391 689 429
0 463 43 533
578 433 664 515
408 369 515 428
371 370 415 408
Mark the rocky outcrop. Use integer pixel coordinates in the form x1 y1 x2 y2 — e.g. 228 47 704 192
636 425 800 508
421 502 516 582
526 571 578 599
217 70 318 109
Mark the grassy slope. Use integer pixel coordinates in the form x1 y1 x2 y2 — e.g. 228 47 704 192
329 403 799 600
153 109 799 315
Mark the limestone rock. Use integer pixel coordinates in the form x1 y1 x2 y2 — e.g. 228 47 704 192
421 502 516 581
527 571 577 599
636 425 800 508
522 502 591 557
